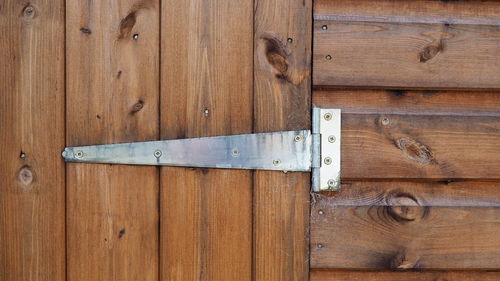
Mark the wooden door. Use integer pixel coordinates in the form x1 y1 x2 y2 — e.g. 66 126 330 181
2 0 500 281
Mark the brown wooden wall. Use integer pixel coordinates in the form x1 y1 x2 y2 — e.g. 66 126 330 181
311 0 500 280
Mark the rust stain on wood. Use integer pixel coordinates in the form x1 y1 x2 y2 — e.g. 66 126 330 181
394 137 436 165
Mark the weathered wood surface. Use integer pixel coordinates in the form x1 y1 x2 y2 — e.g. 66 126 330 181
311 270 500 281
66 0 159 279
160 0 253 280
314 0 500 25
318 181 500 207
313 0 500 88
254 0 312 280
311 203 500 269
314 90 500 179
0 0 65 280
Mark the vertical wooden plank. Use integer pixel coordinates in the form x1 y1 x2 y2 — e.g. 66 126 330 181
254 0 312 280
0 0 65 280
160 1 253 281
66 0 159 280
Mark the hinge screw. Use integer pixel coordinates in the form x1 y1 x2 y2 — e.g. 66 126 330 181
231 148 240 157
273 159 281 166
323 112 332 121
75 150 84 159
324 157 332 165
294 135 303 142
154 150 162 158
328 135 336 143
327 179 336 188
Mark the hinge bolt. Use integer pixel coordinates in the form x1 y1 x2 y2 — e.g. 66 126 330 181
324 157 332 165
328 135 336 143
75 150 84 159
323 112 332 120
154 150 162 158
273 159 281 166
294 135 303 142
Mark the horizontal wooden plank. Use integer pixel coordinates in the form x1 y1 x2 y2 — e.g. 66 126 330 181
314 90 500 179
314 90 500 116
311 270 500 281
313 20 500 88
310 204 500 269
314 0 500 25
316 181 500 207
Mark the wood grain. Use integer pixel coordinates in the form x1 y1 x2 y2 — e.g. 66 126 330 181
66 0 159 279
313 20 500 88
160 1 253 280
316 181 500 207
314 90 500 179
314 0 500 25
254 0 312 280
311 203 500 269
311 270 500 281
0 0 65 280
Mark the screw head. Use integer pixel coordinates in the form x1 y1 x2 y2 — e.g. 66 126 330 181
325 55 332 60
321 25 328 30
328 135 336 143
203 108 210 116
287 38 293 43
324 157 332 165
324 112 332 121
273 159 281 166
327 179 336 188
20 152 26 159
317 243 324 249
132 34 139 40
75 150 84 159
318 210 324 215
294 135 303 142
381 117 390 126
154 150 162 158
231 148 240 157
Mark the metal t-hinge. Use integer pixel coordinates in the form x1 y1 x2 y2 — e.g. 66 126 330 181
62 108 341 192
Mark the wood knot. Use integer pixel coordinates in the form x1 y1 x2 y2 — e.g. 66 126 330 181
131 100 144 113
118 228 126 238
419 40 444 63
390 250 419 269
385 192 429 223
18 165 34 188
22 4 36 19
264 36 289 77
395 137 435 164
80 27 92 35
118 11 137 39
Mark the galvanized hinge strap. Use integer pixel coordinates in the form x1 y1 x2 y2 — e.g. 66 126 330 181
62 108 341 192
